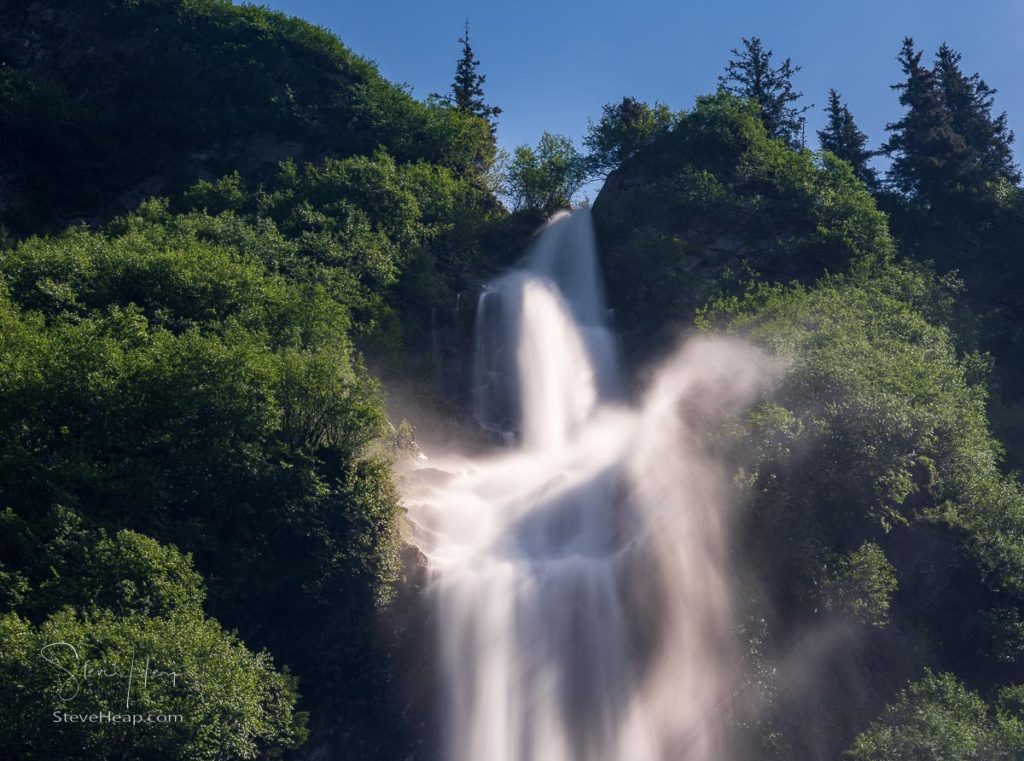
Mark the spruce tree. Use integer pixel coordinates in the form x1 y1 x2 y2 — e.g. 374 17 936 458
446 21 501 134
718 37 809 145
934 44 1019 189
883 38 960 203
818 89 878 190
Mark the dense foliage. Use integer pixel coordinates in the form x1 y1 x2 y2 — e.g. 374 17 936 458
705 265 1024 633
845 671 1024 760
693 263 1024 756
0 203 412 756
2 2 1024 759
592 93 892 357
0 0 494 233
0 526 305 760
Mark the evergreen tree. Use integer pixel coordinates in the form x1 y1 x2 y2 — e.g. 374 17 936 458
934 44 1019 188
884 39 1019 205
883 38 960 202
818 89 878 190
718 37 809 145
444 20 501 134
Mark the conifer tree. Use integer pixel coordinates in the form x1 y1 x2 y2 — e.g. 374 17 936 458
885 39 1020 205
818 89 878 190
718 37 809 145
883 38 959 202
445 20 501 134
934 44 1019 188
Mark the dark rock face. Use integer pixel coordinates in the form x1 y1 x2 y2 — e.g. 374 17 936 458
381 544 441 761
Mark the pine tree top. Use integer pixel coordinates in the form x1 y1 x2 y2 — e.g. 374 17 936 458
718 36 809 146
818 88 878 190
447 20 501 134
884 37 1019 203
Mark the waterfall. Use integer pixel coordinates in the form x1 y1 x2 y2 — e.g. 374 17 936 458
404 209 765 761
472 211 619 446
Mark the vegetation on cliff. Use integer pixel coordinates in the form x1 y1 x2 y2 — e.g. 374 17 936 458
1 1 1023 759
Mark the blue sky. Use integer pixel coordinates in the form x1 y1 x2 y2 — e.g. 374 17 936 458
264 0 1022 198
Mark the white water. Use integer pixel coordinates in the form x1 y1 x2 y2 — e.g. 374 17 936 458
404 209 765 761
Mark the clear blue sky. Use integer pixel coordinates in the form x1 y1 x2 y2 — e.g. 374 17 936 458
264 0 1022 198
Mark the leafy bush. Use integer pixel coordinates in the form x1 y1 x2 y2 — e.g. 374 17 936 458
702 265 1024 669
844 671 1024 760
0 609 303 761
506 133 588 213
177 153 506 361
0 522 305 760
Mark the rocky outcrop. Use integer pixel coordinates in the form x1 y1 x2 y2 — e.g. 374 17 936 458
591 96 891 365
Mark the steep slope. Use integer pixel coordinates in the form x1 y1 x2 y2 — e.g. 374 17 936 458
0 0 491 232
590 92 1024 759
592 94 891 362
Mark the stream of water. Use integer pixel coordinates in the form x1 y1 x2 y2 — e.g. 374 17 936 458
404 209 764 761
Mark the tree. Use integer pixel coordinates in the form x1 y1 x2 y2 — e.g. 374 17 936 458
818 89 879 190
583 96 676 178
883 38 958 201
441 20 501 134
934 44 1019 189
882 38 1020 206
506 132 587 213
718 37 809 145
844 671 1024 760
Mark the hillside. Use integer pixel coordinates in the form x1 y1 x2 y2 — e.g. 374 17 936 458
2 3 1024 761
592 97 1024 756
0 0 492 233
592 94 892 360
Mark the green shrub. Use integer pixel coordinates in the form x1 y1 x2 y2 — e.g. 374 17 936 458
0 608 304 760
702 265 1024 663
820 542 898 626
845 671 1024 761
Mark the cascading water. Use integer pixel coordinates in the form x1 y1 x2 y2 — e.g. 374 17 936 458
403 209 766 761
472 211 618 446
